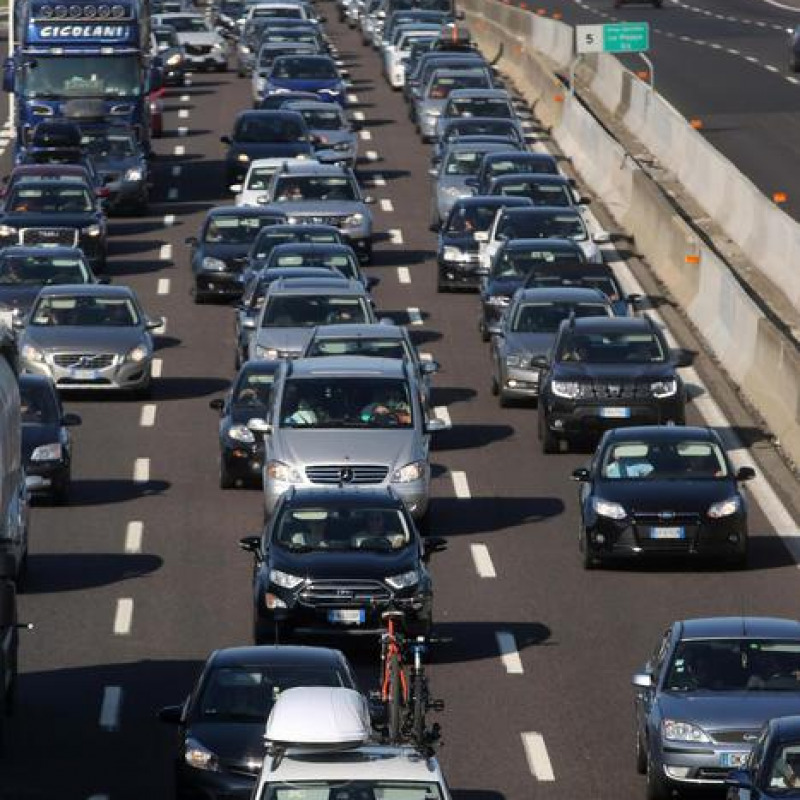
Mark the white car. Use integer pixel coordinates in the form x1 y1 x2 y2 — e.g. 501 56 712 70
151 13 228 71
383 25 440 88
230 157 316 206
245 1 312 22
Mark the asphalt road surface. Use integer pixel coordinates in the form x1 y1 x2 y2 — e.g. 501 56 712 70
3 5 800 800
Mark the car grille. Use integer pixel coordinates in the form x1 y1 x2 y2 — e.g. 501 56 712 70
305 464 389 485
21 228 78 247
711 729 760 745
575 381 656 400
695 767 737 781
52 353 116 369
292 214 349 227
185 43 213 55
298 579 391 607
633 512 700 526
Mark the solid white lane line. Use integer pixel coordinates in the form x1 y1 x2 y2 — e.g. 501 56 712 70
168 188 179 201
163 214 176 227
380 198 394 212
99 687 122 731
125 521 143 554
451 470 471 499
434 405 451 427
171 165 182 178
178 126 188 136
389 228 404 244
397 266 411 284
360 129 372 141
365 150 379 161
470 543 496 578
496 631 524 674
139 404 157 427
173 145 185 156
157 278 171 295
522 732 555 781
178 109 189 118
407 307 423 325
113 598 134 635
158 244 172 261
133 458 150 484
152 359 163 378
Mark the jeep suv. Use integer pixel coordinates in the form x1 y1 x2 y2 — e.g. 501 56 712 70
536 315 686 453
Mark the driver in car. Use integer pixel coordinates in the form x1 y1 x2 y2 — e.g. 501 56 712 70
359 388 411 425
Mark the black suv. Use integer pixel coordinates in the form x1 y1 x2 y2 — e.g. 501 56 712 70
536 315 687 453
239 487 446 643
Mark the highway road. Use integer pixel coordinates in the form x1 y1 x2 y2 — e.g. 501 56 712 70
4 4 800 800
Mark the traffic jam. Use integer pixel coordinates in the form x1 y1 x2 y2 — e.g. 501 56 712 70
1 0 800 798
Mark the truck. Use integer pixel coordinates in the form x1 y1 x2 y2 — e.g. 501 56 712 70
3 0 159 150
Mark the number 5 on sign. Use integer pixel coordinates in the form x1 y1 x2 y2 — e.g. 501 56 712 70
576 25 604 53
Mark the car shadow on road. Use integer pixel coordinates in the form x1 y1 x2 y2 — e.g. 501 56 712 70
430 386 477 407
427 620 553 665
372 249 435 267
152 376 231 401
61 478 171 506
432 423 514 451
427 496 564 537
23 553 163 594
105 259 172 278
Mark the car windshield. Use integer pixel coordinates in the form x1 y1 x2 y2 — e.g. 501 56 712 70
262 296 369 327
204 215 275 244
665 639 800 692
253 6 303 16
445 203 504 233
445 119 518 142
495 181 572 207
298 108 345 130
501 213 586 242
449 98 511 118
165 16 209 31
307 337 407 359
81 133 138 158
493 249 582 276
246 166 280 190
444 150 484 176
233 370 276 406
485 156 559 179
271 252 357 279
511 302 609 333
279 377 413 428
234 116 307 143
556 331 666 364
272 57 337 79
19 54 141 99
31 295 139 327
20 382 58 424
768 744 800 792
0 254 90 285
529 274 621 302
263 782 444 800
264 30 317 44
275 506 411 551
273 176 357 201
600 440 728 480
8 184 93 213
427 73 489 99
197 664 348 723
253 230 340 258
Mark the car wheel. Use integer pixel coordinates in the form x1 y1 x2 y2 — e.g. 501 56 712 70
194 289 207 305
479 320 489 343
636 732 647 775
646 756 671 800
729 540 748 570
490 373 499 396
437 280 449 293
135 381 153 401
219 459 235 490
499 391 511 408
52 475 70 506
579 528 597 570
253 613 275 645
538 413 558 454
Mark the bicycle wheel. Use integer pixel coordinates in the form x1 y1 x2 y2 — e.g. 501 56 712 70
412 669 425 743
387 653 402 743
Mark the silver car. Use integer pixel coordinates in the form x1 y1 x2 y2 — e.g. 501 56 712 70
17 285 162 396
433 88 519 141
248 355 448 519
248 276 376 362
151 13 228 71
285 101 358 168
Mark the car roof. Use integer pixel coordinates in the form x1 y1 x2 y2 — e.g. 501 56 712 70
239 360 282 377
500 237 581 250
0 246 85 257
289 355 407 377
491 173 569 184
453 195 531 209
443 116 517 131
283 486 406 508
258 267 337 283
501 205 580 218
10 165 89 177
428 67 489 79
257 223 340 235
678 617 800 640
270 242 354 255
447 88 509 99
567 316 655 333
443 139 512 154
276 161 352 176
236 109 305 121
272 53 336 63
206 205 286 219
484 150 557 162
209 645 348 668
603 425 718 444
515 287 610 304
311 323 405 340
285 101 345 113
38 284 135 298
268 277 364 294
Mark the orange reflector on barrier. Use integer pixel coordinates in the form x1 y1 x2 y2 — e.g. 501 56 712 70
553 11 562 18
554 94 565 103
685 254 701 265
690 119 703 130
536 7 547 14
774 192 788 204
636 70 650 80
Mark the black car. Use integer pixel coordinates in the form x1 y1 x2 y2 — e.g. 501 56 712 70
437 195 531 292
221 111 314 185
158 645 359 800
572 426 754 568
0 177 108 273
209 360 280 488
536 315 688 453
0 553 29 751
244 223 344 279
239 487 446 642
479 238 586 341
187 206 285 303
152 25 188 86
471 150 560 195
20 374 80 504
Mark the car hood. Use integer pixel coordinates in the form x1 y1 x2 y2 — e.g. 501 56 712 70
267 77 343 92
311 130 353 147
253 327 314 353
436 174 472 192
0 213 100 227
553 363 676 381
229 142 314 159
270 543 418 579
198 242 253 267
440 232 478 250
503 331 554 357
657 692 800 731
0 286 45 315
186 722 265 768
598 479 736 512
279 200 365 215
175 31 223 45
22 326 145 352
484 276 524 297
21 423 61 462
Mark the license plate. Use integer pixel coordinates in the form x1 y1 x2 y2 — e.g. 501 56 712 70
720 752 749 768
69 368 98 380
650 526 685 540
600 407 631 418
327 609 365 625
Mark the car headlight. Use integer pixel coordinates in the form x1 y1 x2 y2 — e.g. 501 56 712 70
385 569 419 590
425 108 441 118
124 167 143 182
661 720 711 744
165 53 182 66
0 225 17 238
650 379 678 398
392 460 425 483
551 380 581 399
442 246 470 262
256 345 279 359
227 423 255 444
443 184 464 197
31 442 62 462
592 498 627 520
202 256 227 272
266 459 302 483
185 738 219 772
240 44 251 53
344 212 365 227
126 344 149 363
21 344 44 363
486 295 510 307
237 152 250 163
269 568 305 589
84 224 102 238
708 496 740 519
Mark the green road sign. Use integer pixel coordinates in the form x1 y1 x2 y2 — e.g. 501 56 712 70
576 22 650 54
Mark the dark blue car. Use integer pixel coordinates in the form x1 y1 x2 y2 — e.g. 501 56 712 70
264 55 347 107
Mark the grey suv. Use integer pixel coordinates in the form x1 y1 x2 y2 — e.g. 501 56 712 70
247 356 448 520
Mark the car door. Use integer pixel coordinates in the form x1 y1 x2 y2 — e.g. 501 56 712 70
637 627 673 743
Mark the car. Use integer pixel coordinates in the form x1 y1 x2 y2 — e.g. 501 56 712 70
436 195 531 292
237 18 323 76
479 238 586 340
433 117 525 165
187 206 286 303
285 101 358 167
259 25 326 55
17 285 163 396
252 42 322 104
0 246 101 325
254 90 321 110
262 161 374 262
434 87 517 140
536 315 688 453
221 111 315 186
0 176 108 273
263 55 348 106
487 173 586 208
150 25 188 86
248 355 448 519
158 646 359 800
379 9 449 55
210 360 281 488
383 24 440 88
216 0 247 33
245 2 313 23
790 26 800 72
79 127 151 213
415 68 494 142
490 287 614 406
574 425 755 568
471 149 561 193
262 242 376 292
633 617 800 800
239 486 445 640
15 120 84 165
404 51 486 106
3 162 103 198
0 553 28 750
152 13 229 71
245 222 344 276
248 276 376 362
20 374 80 504
230 157 312 206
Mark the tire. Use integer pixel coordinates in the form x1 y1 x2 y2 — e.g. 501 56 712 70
135 381 153 401
538 413 558 454
729 540 748 571
490 374 499 396
636 732 647 775
194 290 207 305
387 654 402 743
412 669 425 743
219 459 235 490
52 475 70 506
579 528 597 570
646 757 671 800
253 613 273 645
479 321 489 343
437 281 449 293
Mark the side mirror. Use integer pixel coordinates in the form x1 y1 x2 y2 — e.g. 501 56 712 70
531 355 549 370
725 770 753 789
366 275 380 290
631 673 653 689
157 705 183 724
420 360 439 375
363 195 375 205
12 316 25 331
423 536 447 560
185 235 198 246
146 316 165 332
2 58 15 94
571 467 590 482
425 417 449 433
626 293 642 307
578 196 591 205
220 135 232 145
736 466 756 482
671 348 694 368
239 534 261 554
209 398 225 412
474 231 488 242
242 317 257 330
62 413 82 427
229 184 243 193
247 417 272 434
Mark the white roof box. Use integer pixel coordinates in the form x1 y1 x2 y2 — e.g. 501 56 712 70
265 687 371 749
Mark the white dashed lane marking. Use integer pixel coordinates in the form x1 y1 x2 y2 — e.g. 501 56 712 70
359 130 372 141
496 631 524 674
470 543 497 578
157 277 171 295
380 198 394 212
133 458 150 484
139 404 157 427
173 145 185 156
99 687 123 731
451 471 471 499
163 214 176 227
522 732 555 781
407 307 423 325
178 126 188 137
178 109 189 119
372 173 386 187
365 150 379 161
113 598 134 635
388 228 404 244
152 359 163 378
397 266 411 284
124 521 143 554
